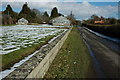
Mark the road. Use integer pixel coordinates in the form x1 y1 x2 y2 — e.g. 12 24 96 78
78 27 120 78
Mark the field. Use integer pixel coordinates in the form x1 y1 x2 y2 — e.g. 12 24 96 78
0 25 67 71
1 25 66 54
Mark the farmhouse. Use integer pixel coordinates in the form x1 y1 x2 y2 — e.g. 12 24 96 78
17 18 28 25
49 16 71 27
94 20 104 24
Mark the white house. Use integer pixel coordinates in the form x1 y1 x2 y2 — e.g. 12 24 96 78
49 16 71 27
17 18 28 25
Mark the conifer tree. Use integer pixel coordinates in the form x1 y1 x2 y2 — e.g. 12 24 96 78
50 7 59 19
4 4 18 18
19 2 34 23
4 4 13 15
19 2 31 15
43 11 49 23
3 4 18 24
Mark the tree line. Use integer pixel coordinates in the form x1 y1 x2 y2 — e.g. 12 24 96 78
82 15 120 39
1 3 76 25
83 14 119 24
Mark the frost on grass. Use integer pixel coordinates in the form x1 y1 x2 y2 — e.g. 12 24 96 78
0 25 66 54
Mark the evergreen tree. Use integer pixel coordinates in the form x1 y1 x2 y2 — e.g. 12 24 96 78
4 4 18 18
19 2 31 15
19 2 38 23
43 11 49 18
50 7 59 19
4 4 13 15
19 2 31 20
3 4 18 24
43 11 49 23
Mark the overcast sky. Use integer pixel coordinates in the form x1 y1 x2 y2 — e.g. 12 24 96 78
0 0 119 20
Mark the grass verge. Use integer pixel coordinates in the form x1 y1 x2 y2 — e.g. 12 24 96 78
1 30 64 71
44 27 96 78
0 24 16 26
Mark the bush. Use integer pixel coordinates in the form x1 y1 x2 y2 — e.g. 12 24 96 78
82 23 120 39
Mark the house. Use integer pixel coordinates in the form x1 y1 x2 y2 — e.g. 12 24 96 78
94 20 104 24
94 16 105 24
49 16 71 27
17 18 28 25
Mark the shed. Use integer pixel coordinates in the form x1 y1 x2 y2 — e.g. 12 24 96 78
17 18 28 25
49 16 71 27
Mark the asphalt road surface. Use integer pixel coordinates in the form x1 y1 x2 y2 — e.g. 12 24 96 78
78 27 120 78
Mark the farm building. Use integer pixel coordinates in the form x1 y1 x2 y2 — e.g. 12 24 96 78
49 16 71 27
17 18 28 25
94 20 104 24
